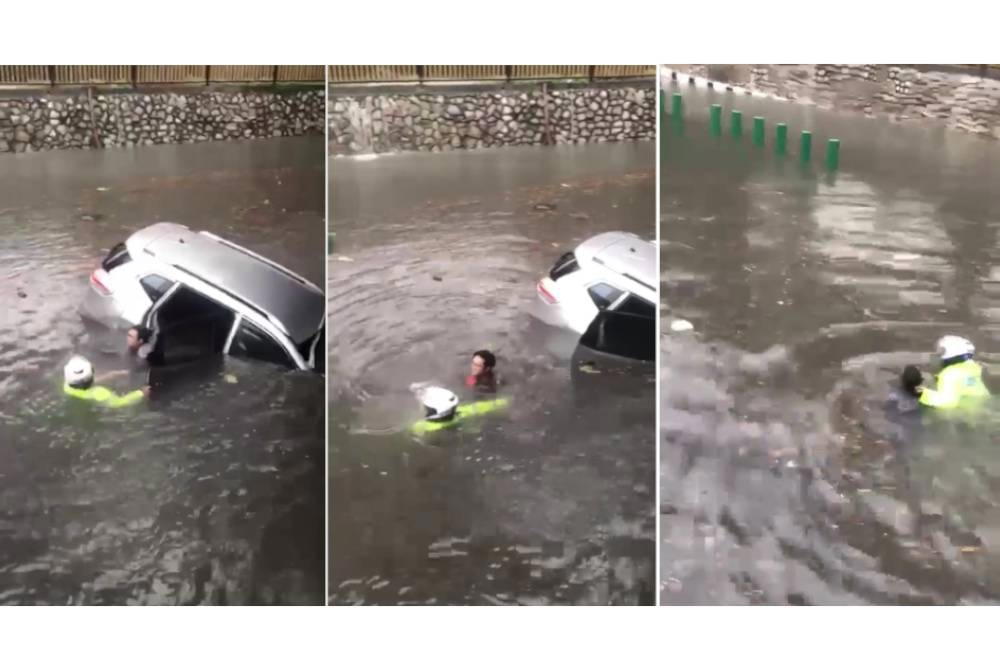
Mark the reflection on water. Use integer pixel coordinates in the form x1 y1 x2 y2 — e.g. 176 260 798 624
662 83 1000 604
330 143 656 604
0 137 325 604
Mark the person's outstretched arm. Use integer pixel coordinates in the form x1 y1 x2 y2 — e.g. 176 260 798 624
103 387 148 408
918 371 960 409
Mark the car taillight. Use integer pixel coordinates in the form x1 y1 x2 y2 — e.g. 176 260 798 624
537 279 558 304
90 269 112 295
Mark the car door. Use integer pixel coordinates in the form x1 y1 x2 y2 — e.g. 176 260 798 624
578 292 655 362
143 285 236 366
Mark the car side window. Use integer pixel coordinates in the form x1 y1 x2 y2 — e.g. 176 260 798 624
587 283 623 310
139 274 175 302
614 294 655 320
231 319 295 368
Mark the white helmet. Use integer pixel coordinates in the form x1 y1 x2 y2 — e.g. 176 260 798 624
936 335 975 360
64 355 94 387
418 386 459 421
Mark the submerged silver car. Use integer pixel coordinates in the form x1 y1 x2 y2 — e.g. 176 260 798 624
536 231 656 362
82 222 325 373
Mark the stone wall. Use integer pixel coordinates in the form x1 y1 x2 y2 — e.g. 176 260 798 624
0 88 324 153
328 82 655 155
665 64 1000 140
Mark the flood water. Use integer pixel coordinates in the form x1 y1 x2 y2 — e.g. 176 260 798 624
329 143 656 604
662 81 1000 604
0 137 326 604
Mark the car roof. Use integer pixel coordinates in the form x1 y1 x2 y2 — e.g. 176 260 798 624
574 232 656 300
127 222 324 343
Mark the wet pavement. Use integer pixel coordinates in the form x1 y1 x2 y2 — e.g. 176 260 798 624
329 143 656 604
0 137 326 604
662 81 1000 604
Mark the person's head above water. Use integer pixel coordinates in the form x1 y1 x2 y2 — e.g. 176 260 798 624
467 350 497 391
470 349 496 378
64 355 94 389
936 335 975 366
418 386 459 422
126 325 152 352
901 364 924 397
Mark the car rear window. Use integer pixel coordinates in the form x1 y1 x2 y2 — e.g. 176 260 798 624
587 282 623 310
549 251 579 281
102 242 131 272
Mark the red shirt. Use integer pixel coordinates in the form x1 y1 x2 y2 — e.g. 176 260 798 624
466 371 497 393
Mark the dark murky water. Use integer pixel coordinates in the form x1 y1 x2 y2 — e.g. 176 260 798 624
0 137 325 604
662 82 1000 604
329 143 656 604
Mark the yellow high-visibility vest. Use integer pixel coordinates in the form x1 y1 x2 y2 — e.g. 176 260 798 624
63 383 145 408
918 359 990 409
411 397 510 435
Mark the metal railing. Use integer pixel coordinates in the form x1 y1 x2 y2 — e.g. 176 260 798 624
424 65 506 80
0 65 48 85
328 65 418 83
511 65 589 79
54 65 129 84
137 65 205 84
0 65 656 88
209 65 274 83
0 65 325 88
328 65 655 84
276 65 326 82
594 65 656 79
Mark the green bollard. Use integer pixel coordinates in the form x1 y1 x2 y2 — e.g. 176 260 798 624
775 123 788 155
826 138 841 171
731 110 743 138
672 92 683 118
709 104 722 136
752 116 765 147
800 130 812 162
671 115 685 136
